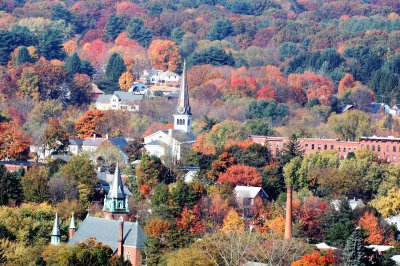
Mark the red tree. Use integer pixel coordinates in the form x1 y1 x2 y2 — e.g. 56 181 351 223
217 164 262 186
359 211 385 244
292 251 335 266
75 110 104 138
177 204 205 235
0 121 31 160
257 86 276 100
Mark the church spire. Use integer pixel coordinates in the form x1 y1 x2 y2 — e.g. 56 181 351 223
102 163 129 220
176 60 191 115
51 213 61 245
173 61 192 133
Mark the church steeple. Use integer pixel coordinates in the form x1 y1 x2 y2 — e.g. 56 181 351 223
174 60 192 133
102 163 129 221
51 213 61 245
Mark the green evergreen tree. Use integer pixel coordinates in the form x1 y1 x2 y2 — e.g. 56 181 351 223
342 229 365 266
207 19 234 41
37 29 66 60
171 180 198 212
0 30 16 66
11 25 37 47
151 183 170 209
170 27 184 44
145 236 164 266
51 3 73 23
15 46 32 65
80 60 95 76
65 52 82 75
105 53 126 82
189 47 235 66
7 171 23 205
127 19 152 48
280 134 303 165
105 15 125 40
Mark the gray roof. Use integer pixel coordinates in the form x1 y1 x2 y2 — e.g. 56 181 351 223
97 170 133 196
160 129 196 142
69 138 83 146
234 186 266 199
108 164 125 199
51 213 61 236
96 95 112 104
68 216 146 251
146 140 164 146
108 137 128 149
113 91 144 102
83 138 105 147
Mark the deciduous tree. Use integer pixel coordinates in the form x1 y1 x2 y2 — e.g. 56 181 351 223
75 109 104 138
217 164 262 186
148 39 181 71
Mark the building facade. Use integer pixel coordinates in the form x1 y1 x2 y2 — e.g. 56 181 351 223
250 135 400 163
144 62 195 161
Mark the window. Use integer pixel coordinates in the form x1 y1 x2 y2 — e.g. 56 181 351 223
311 144 315 150
361 145 364 149
372 145 375 151
338 147 341 152
276 143 280 150
367 145 370 150
394 156 397 161
394 146 397 152
305 144 308 150
387 156 390 162
378 145 381 151
344 147 346 152
126 252 130 261
331 145 334 149
318 144 321 150
324 145 327 150
387 146 390 152
121 106 127 110
354 148 357 152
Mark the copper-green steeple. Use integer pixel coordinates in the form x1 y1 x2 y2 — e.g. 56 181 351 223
102 163 129 215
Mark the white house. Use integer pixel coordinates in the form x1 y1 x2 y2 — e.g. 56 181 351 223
331 198 365 211
95 91 144 112
129 82 148 95
144 62 195 162
139 69 180 86
234 186 268 217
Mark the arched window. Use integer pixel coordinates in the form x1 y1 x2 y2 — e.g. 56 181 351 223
378 145 381 152
119 202 123 209
394 146 397 152
372 145 375 151
126 252 130 260
387 146 390 152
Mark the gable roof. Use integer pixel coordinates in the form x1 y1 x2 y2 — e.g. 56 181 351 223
68 216 146 251
113 91 144 102
96 95 112 104
234 186 265 199
108 137 128 149
83 138 105 147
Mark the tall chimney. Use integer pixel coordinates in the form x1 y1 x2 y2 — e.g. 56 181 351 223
93 134 96 139
284 186 292 239
117 221 124 256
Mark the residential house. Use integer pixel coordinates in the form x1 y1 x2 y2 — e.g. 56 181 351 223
71 135 129 164
95 91 144 112
331 198 365 211
144 62 196 162
129 82 148 95
370 102 391 114
392 104 400 117
234 186 268 218
0 160 31 172
338 104 355 113
147 85 179 97
139 69 180 86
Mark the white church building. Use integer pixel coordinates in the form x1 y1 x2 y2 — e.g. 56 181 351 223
144 62 195 161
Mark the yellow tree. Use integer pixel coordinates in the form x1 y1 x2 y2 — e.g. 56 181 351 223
371 188 400 218
148 39 181 71
221 208 245 232
17 66 40 100
118 71 134 91
63 40 78 56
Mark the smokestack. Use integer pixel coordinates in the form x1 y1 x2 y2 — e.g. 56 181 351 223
93 134 96 139
118 221 124 256
284 186 292 240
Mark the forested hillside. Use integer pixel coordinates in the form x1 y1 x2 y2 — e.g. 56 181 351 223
2 1 400 265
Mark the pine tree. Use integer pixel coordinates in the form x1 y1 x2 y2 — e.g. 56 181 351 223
145 236 164 266
342 229 365 266
280 134 303 165
105 15 125 40
65 52 82 75
15 46 32 65
37 29 65 60
105 53 126 82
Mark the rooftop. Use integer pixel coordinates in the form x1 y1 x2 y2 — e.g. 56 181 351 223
68 216 146 251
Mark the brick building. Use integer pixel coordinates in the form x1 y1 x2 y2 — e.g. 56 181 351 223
250 135 400 163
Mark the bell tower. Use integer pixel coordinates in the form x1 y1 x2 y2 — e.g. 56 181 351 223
102 163 129 221
173 61 192 133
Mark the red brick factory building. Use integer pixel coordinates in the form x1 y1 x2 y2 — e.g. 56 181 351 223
250 135 400 163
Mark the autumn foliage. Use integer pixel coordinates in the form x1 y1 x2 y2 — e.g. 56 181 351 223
291 251 335 266
177 204 205 234
148 40 181 71
217 164 262 186
75 109 104 138
145 219 171 237
358 211 385 244
0 121 31 160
